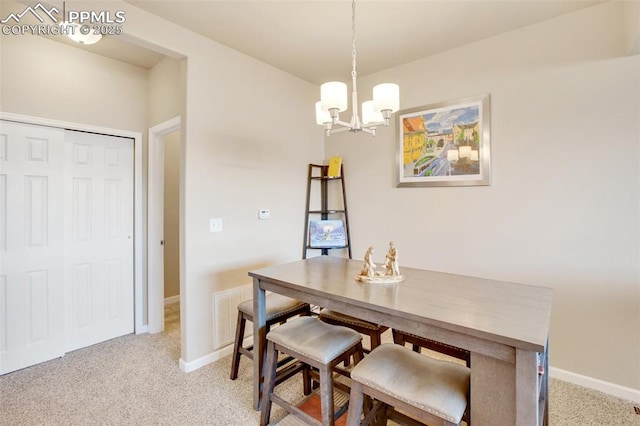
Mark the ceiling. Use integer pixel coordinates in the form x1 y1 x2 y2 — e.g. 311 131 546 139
3 0 603 81
125 0 602 84
0 0 166 69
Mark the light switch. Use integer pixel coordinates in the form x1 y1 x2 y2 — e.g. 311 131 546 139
210 218 223 232
258 209 270 220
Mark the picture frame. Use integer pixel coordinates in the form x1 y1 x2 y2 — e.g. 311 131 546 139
396 94 491 187
308 220 346 248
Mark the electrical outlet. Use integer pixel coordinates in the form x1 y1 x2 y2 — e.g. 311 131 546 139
210 218 223 232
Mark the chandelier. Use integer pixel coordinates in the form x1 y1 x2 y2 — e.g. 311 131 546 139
315 0 399 136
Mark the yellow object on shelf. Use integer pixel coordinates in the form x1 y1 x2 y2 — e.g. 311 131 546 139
327 156 342 177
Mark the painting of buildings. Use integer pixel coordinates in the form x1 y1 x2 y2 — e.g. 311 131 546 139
400 101 483 181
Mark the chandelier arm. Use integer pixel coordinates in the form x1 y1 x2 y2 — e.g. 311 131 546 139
328 127 351 135
332 119 353 129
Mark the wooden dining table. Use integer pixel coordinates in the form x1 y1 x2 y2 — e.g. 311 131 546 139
249 256 553 425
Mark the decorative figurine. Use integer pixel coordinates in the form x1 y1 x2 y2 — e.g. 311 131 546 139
361 246 377 277
383 241 400 276
356 242 404 284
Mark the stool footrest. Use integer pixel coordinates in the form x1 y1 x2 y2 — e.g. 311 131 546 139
274 361 307 387
270 394 320 426
269 390 351 426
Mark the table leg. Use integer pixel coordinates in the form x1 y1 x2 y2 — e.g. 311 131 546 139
470 350 541 425
470 352 515 425
252 277 267 410
516 348 541 426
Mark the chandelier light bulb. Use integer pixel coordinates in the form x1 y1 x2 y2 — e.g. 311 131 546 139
315 101 332 125
320 82 348 113
362 100 383 125
373 83 400 113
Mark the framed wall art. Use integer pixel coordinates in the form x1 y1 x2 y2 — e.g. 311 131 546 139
396 94 491 187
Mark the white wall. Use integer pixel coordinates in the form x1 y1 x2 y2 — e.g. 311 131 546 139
0 35 148 132
326 2 640 391
624 0 640 55
149 57 184 125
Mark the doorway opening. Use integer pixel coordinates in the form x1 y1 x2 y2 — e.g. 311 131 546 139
147 116 181 335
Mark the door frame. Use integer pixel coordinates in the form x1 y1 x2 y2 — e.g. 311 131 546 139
0 112 145 333
147 116 181 334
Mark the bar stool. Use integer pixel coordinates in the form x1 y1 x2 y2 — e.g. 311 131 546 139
347 344 470 426
260 316 365 426
230 293 310 381
392 329 471 367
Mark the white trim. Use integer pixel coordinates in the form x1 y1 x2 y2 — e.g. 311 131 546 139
0 112 145 335
178 337 252 373
550 366 640 403
164 295 180 306
147 116 181 334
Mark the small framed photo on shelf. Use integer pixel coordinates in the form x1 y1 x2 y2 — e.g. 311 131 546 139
309 220 346 248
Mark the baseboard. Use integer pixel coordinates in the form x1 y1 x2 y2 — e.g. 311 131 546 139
550 366 640 403
179 336 252 373
164 295 180 305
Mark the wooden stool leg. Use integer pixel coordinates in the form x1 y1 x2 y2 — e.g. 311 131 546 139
353 342 364 365
230 311 246 380
392 329 402 345
259 340 278 426
377 404 388 426
302 364 312 396
370 332 382 351
319 364 335 425
346 381 364 426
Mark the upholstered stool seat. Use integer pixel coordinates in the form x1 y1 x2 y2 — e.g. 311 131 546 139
319 309 388 352
261 316 365 426
230 293 310 381
347 344 470 426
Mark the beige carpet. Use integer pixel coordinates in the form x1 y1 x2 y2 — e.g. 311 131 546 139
1 303 638 425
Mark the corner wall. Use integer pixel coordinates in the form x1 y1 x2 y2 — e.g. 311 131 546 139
326 1 640 392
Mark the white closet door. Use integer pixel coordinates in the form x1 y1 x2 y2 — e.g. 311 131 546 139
64 130 134 352
0 122 134 375
0 121 66 374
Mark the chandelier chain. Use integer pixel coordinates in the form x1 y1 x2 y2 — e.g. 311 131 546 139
351 0 357 79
